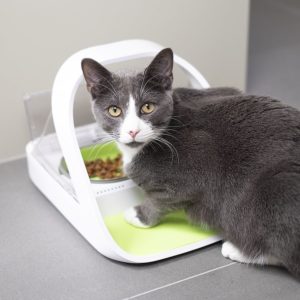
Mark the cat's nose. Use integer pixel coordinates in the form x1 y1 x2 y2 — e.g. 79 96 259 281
129 130 140 138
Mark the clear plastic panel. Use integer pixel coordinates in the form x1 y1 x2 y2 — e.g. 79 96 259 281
23 85 103 200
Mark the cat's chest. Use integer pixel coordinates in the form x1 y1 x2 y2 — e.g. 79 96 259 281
117 142 142 169
125 148 175 188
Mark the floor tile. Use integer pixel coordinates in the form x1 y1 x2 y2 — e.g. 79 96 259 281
0 159 227 300
133 263 300 300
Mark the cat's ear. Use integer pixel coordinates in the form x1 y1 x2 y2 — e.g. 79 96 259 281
144 48 173 90
81 58 112 97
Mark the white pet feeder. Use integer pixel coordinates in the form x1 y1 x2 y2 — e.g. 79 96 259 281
26 39 221 263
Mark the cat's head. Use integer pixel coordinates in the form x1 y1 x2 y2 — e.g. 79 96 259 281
81 48 174 148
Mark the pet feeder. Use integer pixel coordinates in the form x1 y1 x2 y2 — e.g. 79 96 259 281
25 39 221 263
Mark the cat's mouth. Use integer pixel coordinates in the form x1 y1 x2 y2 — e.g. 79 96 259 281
117 130 158 148
125 141 145 148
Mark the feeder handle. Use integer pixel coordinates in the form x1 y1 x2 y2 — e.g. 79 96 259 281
52 39 209 208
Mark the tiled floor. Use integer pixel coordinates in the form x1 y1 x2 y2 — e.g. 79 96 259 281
0 159 299 300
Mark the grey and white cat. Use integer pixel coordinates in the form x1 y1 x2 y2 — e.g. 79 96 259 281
82 49 300 277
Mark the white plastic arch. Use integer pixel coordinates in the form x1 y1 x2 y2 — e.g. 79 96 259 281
51 39 210 262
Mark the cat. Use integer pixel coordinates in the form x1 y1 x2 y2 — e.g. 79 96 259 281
81 48 300 278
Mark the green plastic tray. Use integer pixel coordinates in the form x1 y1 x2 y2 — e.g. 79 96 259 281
105 211 217 256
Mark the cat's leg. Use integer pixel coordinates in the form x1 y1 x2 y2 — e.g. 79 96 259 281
221 241 281 266
124 200 167 228
125 187 185 228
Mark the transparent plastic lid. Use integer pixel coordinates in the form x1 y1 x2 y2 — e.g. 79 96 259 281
24 84 101 199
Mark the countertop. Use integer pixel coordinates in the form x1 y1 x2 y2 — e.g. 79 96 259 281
0 158 299 300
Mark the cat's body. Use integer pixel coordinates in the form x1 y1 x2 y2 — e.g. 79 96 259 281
127 87 300 276
81 49 300 278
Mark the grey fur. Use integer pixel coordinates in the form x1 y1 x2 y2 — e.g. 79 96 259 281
82 49 300 278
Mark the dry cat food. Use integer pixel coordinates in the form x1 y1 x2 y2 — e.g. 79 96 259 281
84 155 124 180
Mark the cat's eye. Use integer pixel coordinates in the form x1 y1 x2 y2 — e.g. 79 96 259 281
108 106 122 117
141 103 155 114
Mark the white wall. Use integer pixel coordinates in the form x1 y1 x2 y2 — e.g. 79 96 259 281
0 0 249 161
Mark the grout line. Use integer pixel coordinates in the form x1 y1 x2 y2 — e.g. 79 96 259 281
0 153 26 166
123 262 237 300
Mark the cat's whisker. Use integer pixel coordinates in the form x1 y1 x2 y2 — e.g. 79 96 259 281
154 136 179 164
141 90 157 97
147 141 157 153
162 128 178 133
95 83 118 99
138 131 155 138
155 139 176 164
87 135 114 161
161 138 179 163
140 73 162 98
142 81 169 98
138 129 180 146
169 116 187 127
153 128 180 142
163 139 179 163
162 133 180 142
87 140 111 161
93 132 111 138
156 127 178 134
149 139 164 151
87 137 114 161
86 143 99 161
166 124 186 129
101 77 120 100
139 70 147 99
93 130 116 143
92 136 113 144
142 87 158 98
93 140 115 159
171 114 184 118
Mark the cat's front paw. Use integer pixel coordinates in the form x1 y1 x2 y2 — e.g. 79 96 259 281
124 206 151 228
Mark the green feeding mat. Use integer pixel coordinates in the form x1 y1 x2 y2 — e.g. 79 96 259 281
104 211 217 256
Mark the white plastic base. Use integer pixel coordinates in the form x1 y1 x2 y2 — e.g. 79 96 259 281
26 138 221 263
26 40 222 263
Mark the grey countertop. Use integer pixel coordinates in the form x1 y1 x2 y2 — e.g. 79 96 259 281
0 158 299 300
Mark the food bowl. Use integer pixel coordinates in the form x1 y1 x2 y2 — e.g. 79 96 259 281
59 142 127 183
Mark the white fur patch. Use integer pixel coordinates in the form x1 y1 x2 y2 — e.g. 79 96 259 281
117 142 142 167
124 206 150 228
117 95 154 166
222 241 246 262
221 241 281 266
119 95 145 143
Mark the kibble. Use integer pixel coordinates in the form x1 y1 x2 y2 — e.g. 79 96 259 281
84 155 124 180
